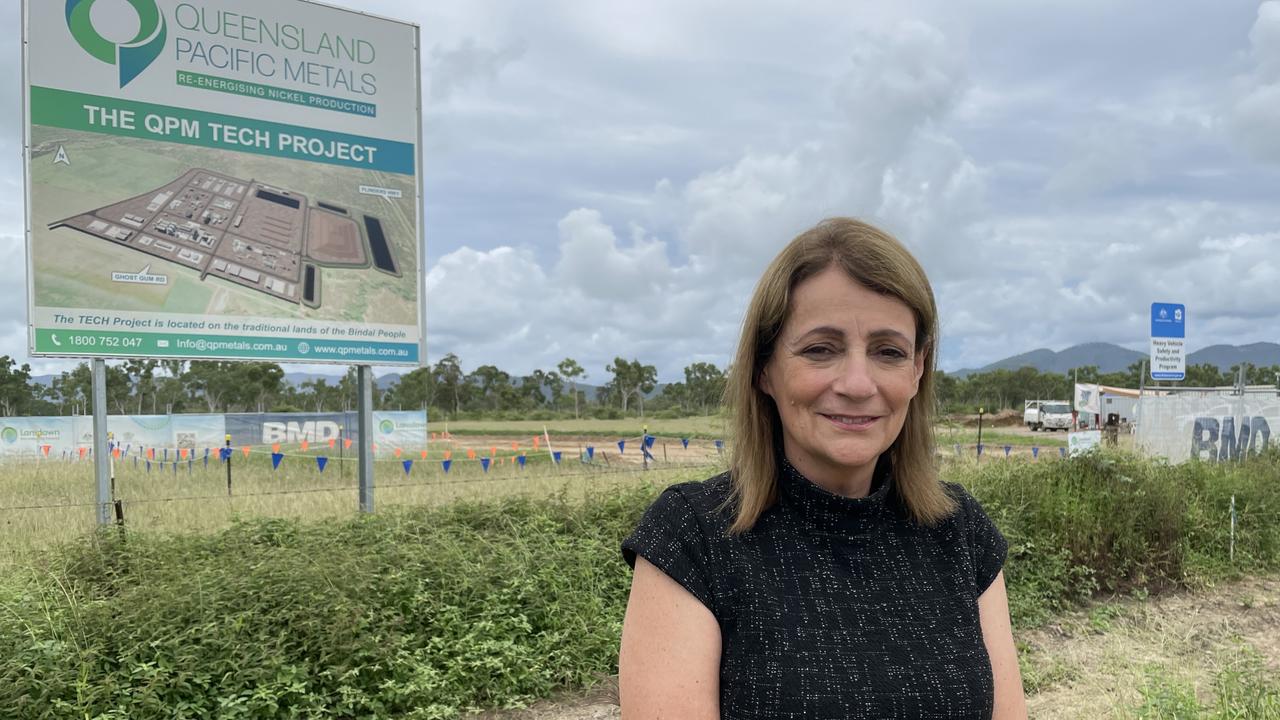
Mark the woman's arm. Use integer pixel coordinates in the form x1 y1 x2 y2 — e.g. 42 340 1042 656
978 571 1028 720
618 556 721 719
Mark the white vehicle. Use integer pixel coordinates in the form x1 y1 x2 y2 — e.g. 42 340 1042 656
1024 400 1072 432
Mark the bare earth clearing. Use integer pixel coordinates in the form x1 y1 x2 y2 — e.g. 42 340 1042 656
474 575 1280 720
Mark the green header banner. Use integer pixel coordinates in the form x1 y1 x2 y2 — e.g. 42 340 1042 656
30 85 412 174
33 329 418 364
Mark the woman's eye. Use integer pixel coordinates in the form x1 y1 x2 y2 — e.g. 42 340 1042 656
801 345 835 357
876 347 909 360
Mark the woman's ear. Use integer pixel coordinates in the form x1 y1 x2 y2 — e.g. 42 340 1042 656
758 367 773 398
913 344 928 385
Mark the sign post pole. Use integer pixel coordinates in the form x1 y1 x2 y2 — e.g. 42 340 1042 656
92 358 110 525
357 365 374 513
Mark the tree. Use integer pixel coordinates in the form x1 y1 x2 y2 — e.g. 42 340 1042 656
185 361 238 412
236 363 285 412
557 358 585 418
469 365 512 411
123 359 158 414
52 363 92 415
683 362 726 415
432 354 465 416
606 357 658 416
385 367 434 410
0 356 35 417
300 378 337 412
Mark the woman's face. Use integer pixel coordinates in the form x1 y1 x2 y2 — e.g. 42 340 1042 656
759 265 925 494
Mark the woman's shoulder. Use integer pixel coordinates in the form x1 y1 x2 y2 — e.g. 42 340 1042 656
660 470 734 507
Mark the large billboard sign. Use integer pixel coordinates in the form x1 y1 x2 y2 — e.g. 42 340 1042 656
22 1 424 366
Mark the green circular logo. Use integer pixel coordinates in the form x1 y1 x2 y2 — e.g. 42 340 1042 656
65 0 167 88
1 427 17 445
379 419 395 434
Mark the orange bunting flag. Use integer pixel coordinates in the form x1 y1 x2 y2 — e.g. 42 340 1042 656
301 440 310 452
112 448 121 459
180 448 189 460
420 449 428 459
489 446 497 457
328 438 336 449
41 445 51 457
511 442 519 451
394 448 403 458
78 447 86 459
272 443 281 454
466 448 476 460
344 438 352 449
147 448 155 460
444 450 453 460
241 446 250 458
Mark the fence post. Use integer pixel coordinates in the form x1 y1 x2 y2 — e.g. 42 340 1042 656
357 366 375 513
225 434 233 496
92 359 111 526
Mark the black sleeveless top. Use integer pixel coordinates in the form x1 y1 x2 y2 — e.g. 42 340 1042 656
622 459 1007 719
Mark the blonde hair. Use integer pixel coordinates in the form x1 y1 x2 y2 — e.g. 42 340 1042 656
724 217 955 533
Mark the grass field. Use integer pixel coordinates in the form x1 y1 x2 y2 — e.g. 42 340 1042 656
2 436 1277 717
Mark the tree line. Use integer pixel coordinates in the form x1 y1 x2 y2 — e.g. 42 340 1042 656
1 354 1275 419
0 354 729 420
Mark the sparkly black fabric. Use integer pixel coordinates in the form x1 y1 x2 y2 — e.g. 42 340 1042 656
622 458 1008 719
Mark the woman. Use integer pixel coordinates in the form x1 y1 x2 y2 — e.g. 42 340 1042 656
618 218 1026 719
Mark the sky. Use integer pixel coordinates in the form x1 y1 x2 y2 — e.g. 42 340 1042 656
2 0 1279 384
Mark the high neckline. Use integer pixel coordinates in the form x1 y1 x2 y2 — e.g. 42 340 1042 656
778 455 893 534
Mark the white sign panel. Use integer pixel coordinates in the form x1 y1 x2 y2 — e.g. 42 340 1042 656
23 0 424 365
1068 430 1102 457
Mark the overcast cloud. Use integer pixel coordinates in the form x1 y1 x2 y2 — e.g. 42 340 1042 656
2 0 1278 383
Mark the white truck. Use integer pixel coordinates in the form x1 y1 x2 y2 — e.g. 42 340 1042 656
1024 400 1072 432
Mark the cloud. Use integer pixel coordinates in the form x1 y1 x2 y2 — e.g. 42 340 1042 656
554 209 670 301
426 37 528 104
1232 2 1280 162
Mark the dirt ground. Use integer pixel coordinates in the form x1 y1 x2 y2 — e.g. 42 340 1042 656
473 575 1280 719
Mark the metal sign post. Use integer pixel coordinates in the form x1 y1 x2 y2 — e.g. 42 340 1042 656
357 365 374 513
92 358 110 525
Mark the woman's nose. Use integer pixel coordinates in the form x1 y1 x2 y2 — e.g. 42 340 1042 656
832 354 877 399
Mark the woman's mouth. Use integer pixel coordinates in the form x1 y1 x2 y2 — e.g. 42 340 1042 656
820 413 879 429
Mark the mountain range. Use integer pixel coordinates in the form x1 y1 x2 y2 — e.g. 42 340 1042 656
949 341 1280 378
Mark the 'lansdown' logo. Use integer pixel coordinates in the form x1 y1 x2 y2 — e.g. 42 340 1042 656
1 427 17 445
65 0 166 88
